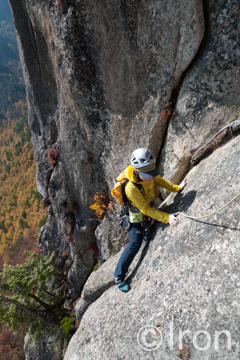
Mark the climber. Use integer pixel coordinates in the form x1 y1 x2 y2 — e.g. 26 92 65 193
114 148 187 292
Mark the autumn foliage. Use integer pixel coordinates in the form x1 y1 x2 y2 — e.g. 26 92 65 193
0 109 47 358
0 112 46 270
90 192 114 219
0 326 25 360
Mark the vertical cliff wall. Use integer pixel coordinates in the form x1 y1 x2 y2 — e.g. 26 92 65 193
9 0 205 301
8 0 239 359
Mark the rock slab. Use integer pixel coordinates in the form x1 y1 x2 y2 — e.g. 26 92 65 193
64 136 240 360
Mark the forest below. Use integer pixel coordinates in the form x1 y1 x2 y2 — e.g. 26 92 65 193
0 103 46 360
0 2 46 358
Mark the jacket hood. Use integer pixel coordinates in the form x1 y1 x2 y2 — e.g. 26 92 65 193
125 165 137 183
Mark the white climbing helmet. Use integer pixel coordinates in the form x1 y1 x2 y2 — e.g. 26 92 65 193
131 148 156 169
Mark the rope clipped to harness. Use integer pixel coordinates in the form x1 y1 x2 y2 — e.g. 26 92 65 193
179 192 240 221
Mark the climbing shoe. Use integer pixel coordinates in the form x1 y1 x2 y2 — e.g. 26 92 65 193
115 278 130 292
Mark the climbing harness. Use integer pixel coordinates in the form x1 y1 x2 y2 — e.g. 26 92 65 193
178 192 240 221
142 215 153 240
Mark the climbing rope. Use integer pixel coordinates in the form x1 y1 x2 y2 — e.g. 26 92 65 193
178 192 240 220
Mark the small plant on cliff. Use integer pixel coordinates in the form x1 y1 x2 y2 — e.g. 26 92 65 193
60 313 76 335
0 251 75 340
90 192 114 219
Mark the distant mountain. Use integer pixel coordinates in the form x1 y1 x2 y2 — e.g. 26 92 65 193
0 0 25 124
0 0 12 22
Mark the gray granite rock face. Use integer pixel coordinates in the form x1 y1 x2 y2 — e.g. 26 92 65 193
75 241 147 321
159 0 239 186
8 0 240 359
95 211 129 262
64 135 240 360
9 0 204 302
24 332 63 360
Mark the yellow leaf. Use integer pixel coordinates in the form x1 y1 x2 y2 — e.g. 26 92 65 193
90 203 98 210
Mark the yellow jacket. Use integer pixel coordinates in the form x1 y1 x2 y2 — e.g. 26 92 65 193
124 165 180 224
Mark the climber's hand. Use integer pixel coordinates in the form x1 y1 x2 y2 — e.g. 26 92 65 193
179 177 187 190
169 213 179 226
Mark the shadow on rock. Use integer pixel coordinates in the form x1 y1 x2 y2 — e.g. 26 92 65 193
155 190 198 233
167 189 198 214
189 218 240 231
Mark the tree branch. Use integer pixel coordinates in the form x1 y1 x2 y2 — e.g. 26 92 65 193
0 296 60 327
28 293 56 311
